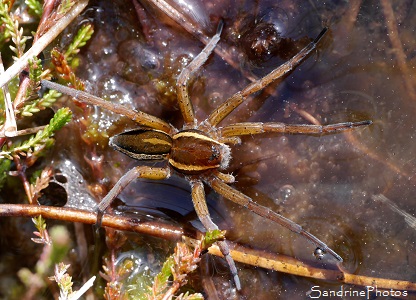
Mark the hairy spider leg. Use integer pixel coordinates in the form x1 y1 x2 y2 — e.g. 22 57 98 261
176 20 224 126
40 82 175 222
95 166 170 214
219 120 372 137
206 174 343 262
191 179 241 290
206 28 328 127
41 80 174 134
177 20 241 289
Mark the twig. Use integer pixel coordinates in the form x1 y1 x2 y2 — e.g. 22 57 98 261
336 0 362 40
0 125 47 138
141 0 257 83
372 194 416 230
1 203 415 291
380 0 416 103
209 243 416 291
68 275 96 300
0 54 17 137
0 204 184 240
0 0 89 89
12 155 33 203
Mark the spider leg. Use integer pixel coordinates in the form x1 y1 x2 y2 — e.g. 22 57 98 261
206 175 343 262
41 80 174 133
190 179 241 291
96 166 170 220
206 28 328 127
177 21 223 126
219 120 372 137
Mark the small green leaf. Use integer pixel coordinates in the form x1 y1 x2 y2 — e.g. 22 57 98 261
25 0 43 17
202 229 226 250
0 159 11 189
58 0 75 15
152 255 174 295
28 57 43 84
51 107 73 130
157 255 174 284
32 215 47 231
0 108 72 159
180 292 204 300
65 23 94 62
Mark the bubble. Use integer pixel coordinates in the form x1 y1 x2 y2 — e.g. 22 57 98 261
238 7 290 66
276 184 295 204
314 247 325 260
261 7 290 36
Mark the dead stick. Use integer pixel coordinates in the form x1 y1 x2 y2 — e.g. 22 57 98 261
210 244 416 291
380 0 416 102
2 203 415 291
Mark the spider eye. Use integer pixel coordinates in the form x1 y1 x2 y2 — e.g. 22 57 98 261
110 129 172 160
209 145 220 161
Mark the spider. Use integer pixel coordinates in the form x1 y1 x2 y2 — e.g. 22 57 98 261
41 21 371 290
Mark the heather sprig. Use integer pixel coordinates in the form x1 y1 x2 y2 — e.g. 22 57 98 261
51 263 96 300
65 23 94 62
19 89 62 117
148 231 224 300
25 0 43 17
0 107 72 159
58 0 75 15
0 1 31 59
32 215 51 245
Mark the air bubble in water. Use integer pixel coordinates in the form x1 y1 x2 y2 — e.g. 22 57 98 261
276 184 295 204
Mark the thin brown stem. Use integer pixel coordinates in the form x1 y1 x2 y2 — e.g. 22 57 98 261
12 155 33 204
209 243 416 291
380 0 416 103
2 203 415 291
0 204 184 240
143 0 257 83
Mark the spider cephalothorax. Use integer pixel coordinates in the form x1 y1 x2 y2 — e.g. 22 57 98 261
168 129 231 174
42 22 371 290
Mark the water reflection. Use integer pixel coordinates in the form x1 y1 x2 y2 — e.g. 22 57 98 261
115 175 230 234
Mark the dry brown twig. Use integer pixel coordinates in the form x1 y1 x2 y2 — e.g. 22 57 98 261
139 0 258 83
0 54 17 137
380 0 416 103
209 244 416 291
0 203 415 292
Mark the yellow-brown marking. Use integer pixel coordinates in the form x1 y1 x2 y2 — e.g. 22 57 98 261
143 137 172 146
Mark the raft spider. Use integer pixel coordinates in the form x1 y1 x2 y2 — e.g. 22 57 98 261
42 21 371 290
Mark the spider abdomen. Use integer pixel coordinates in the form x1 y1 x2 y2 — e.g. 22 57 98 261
169 130 231 174
110 129 172 160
